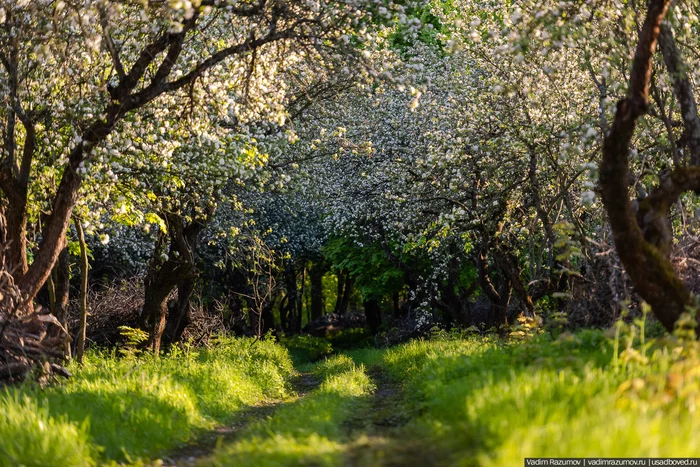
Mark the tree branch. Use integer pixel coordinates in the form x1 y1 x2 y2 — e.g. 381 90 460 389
599 0 690 333
659 22 700 165
98 5 126 80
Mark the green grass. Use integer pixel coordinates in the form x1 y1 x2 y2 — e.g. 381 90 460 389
0 395 94 467
3 322 700 466
369 328 700 465
0 336 295 465
205 354 375 466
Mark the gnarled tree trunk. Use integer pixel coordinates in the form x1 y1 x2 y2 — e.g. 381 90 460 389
599 0 698 333
163 276 196 347
141 212 208 353
476 247 513 326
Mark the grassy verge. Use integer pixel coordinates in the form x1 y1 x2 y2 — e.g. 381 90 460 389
0 336 294 466
372 327 700 465
204 354 374 466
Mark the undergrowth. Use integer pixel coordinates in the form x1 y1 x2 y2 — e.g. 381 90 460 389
281 335 334 365
0 336 294 466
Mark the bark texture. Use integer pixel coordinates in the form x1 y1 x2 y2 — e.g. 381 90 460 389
599 0 694 332
141 213 207 353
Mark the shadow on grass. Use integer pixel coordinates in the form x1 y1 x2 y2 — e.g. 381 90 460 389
203 393 375 466
161 402 283 466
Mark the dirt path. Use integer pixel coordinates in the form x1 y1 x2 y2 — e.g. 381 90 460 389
345 368 410 433
343 367 445 467
157 372 321 466
158 402 280 466
155 362 432 466
343 368 412 466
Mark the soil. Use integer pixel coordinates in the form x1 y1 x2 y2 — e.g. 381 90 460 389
342 367 443 467
158 403 279 467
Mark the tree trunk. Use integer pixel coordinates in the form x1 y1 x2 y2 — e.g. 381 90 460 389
75 220 89 364
297 266 306 332
261 297 276 336
281 263 299 334
163 277 195 346
659 23 700 166
333 271 346 314
248 300 260 336
599 0 694 333
3 195 28 278
142 273 172 354
141 244 185 353
363 298 381 332
141 232 183 354
141 212 208 352
279 294 290 333
338 273 353 314
52 247 71 358
494 248 535 317
476 247 511 325
309 262 325 321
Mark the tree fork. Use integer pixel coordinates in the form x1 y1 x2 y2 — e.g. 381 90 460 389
599 0 695 333
11 7 302 308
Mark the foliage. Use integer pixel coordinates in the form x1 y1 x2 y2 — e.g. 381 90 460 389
0 0 431 309
116 325 149 356
324 236 406 301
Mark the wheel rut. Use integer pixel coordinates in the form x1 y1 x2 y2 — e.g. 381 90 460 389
157 402 279 466
343 366 446 467
157 371 321 466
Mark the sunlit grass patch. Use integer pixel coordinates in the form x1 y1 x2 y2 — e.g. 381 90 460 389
312 353 356 380
206 354 374 466
341 347 386 368
377 329 700 465
40 363 208 461
0 336 295 464
0 395 94 467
